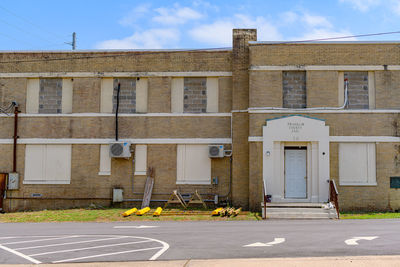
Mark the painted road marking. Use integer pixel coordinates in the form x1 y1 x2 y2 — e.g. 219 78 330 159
244 238 286 247
345 236 378 246
28 240 153 256
0 244 41 264
52 246 163 263
1 235 169 263
2 235 79 245
113 225 159 229
15 236 127 251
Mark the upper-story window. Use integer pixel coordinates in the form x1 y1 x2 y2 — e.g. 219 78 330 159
282 71 306 108
26 78 72 114
344 71 371 109
100 78 148 113
113 78 136 113
171 77 219 113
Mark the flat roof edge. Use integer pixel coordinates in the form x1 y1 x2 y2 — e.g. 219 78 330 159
0 48 232 53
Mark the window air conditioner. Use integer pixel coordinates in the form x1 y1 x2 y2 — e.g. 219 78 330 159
208 145 224 158
109 141 131 158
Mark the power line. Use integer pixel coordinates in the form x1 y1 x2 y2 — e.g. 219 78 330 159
0 4 67 42
0 17 67 47
269 30 400 44
0 31 40 49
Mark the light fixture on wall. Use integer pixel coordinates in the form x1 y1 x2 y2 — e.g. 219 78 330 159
266 151 271 156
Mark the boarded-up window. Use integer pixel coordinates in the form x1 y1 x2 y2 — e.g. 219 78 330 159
339 143 376 185
39 79 62 113
99 144 111 176
282 71 306 108
113 78 136 113
24 145 71 184
176 145 211 184
183 77 207 113
134 145 147 175
344 72 369 109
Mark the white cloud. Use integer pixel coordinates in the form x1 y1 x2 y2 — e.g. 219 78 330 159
96 28 180 49
302 14 332 28
280 11 298 25
338 0 381 12
153 6 203 25
189 14 282 46
119 4 151 26
295 29 357 41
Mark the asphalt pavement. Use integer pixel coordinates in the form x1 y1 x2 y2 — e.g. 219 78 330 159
0 219 399 264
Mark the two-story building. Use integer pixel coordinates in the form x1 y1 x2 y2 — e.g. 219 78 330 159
1 29 400 213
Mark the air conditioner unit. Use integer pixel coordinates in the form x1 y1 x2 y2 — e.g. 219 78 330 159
109 141 131 158
208 145 224 158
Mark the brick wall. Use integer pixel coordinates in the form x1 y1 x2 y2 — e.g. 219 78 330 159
72 78 100 113
345 71 369 109
39 78 62 114
375 70 400 109
113 78 136 113
282 71 306 108
183 77 207 113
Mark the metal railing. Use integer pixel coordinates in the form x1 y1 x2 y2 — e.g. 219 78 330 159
329 180 340 219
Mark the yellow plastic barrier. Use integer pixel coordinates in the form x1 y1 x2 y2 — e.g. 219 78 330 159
122 207 138 217
136 207 150 216
153 207 163 217
211 207 224 216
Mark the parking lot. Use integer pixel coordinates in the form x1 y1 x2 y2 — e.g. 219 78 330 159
0 234 168 264
0 219 399 264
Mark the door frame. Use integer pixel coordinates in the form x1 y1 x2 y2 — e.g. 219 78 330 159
284 146 308 199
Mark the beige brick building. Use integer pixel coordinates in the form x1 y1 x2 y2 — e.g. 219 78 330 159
1 29 400 212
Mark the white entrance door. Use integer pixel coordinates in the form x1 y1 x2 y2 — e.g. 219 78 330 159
285 149 307 198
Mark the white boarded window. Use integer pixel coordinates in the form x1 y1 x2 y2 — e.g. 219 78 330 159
99 144 111 176
24 145 71 184
135 145 147 175
177 145 211 184
339 143 376 186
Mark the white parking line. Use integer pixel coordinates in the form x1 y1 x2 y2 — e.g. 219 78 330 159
52 246 163 263
15 236 127 251
28 240 153 256
2 235 79 245
0 244 41 264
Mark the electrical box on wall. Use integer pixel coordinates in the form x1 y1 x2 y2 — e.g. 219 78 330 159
8 172 19 190
113 188 123 203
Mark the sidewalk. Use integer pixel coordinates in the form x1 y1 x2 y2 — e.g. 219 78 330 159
2 255 400 267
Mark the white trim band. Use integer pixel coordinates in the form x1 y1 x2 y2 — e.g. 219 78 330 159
0 71 232 78
250 65 400 71
248 109 400 114
0 138 232 145
0 112 231 118
249 136 400 142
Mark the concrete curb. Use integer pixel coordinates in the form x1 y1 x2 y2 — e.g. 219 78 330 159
2 255 400 267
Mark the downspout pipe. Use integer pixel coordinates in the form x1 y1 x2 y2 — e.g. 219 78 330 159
115 83 121 141
13 102 19 173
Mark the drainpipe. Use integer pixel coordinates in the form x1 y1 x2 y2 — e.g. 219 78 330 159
13 103 19 173
115 82 120 141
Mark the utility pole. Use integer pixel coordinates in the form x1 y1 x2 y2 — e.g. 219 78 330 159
66 32 76 50
72 32 76 50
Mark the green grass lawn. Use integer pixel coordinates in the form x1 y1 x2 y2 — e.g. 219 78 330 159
0 208 261 223
340 212 400 219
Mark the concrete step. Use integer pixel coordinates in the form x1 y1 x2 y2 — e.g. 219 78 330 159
261 202 338 219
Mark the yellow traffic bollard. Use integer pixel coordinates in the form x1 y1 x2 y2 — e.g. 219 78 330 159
211 207 224 216
136 207 150 216
153 207 163 217
122 207 137 217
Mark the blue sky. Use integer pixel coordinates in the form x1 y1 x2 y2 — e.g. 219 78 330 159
1 0 400 50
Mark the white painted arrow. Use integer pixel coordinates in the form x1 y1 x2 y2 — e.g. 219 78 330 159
244 238 285 247
345 236 378 245
113 225 159 229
